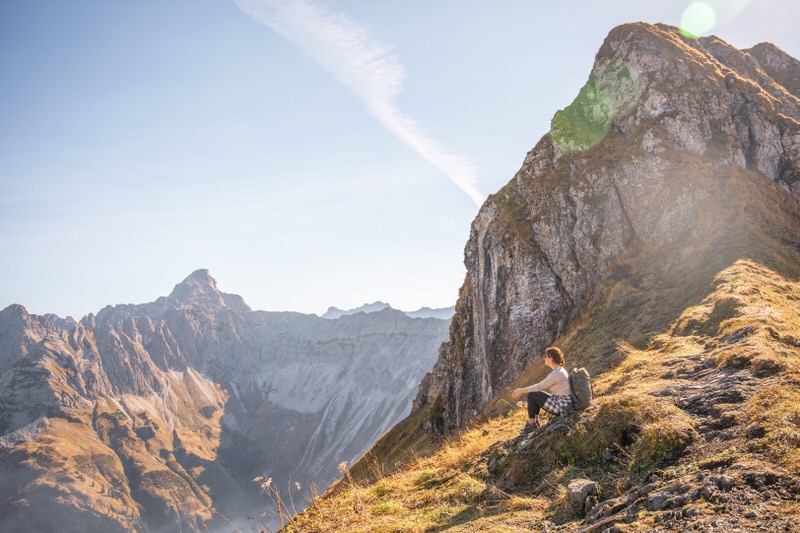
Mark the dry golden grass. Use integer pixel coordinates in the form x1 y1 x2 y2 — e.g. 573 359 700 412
285 411 543 533
291 24 800 528
16 415 143 527
284 259 800 532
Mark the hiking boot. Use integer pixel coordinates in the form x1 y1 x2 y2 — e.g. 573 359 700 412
519 418 541 435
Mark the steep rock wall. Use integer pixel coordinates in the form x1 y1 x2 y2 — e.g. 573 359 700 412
414 23 800 434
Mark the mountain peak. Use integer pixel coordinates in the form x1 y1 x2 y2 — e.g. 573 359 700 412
182 268 217 287
167 270 250 312
745 40 800 99
169 269 221 304
322 301 391 319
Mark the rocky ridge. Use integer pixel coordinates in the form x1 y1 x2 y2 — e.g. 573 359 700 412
282 21 800 533
470 260 800 532
285 241 800 533
322 302 455 320
412 22 800 435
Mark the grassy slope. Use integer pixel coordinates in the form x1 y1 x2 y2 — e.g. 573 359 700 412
282 258 800 532
345 135 800 479
295 31 800 524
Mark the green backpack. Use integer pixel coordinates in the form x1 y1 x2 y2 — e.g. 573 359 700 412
568 367 593 411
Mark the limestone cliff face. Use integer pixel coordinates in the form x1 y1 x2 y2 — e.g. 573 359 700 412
0 273 449 532
414 23 800 434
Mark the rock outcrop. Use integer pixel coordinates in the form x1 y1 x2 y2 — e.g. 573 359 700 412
467 260 800 532
0 272 450 532
413 22 800 434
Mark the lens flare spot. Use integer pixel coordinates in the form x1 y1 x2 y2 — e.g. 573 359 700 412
680 2 716 38
549 61 644 153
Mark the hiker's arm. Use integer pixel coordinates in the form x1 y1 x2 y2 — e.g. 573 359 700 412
512 373 555 399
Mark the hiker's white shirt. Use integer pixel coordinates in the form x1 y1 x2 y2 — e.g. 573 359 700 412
527 365 570 396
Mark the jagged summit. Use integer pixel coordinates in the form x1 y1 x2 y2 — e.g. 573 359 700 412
167 269 250 313
183 268 216 285
169 269 220 303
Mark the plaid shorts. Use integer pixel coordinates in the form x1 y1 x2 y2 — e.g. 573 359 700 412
542 394 573 416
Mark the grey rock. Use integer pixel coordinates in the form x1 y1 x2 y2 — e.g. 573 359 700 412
638 483 660 497
585 495 629 524
711 475 736 492
647 490 672 511
568 478 599 515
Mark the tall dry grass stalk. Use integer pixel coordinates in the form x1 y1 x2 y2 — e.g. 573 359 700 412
253 476 320 532
339 461 367 520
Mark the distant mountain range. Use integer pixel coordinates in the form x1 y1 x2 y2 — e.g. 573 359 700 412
0 270 450 532
322 301 455 320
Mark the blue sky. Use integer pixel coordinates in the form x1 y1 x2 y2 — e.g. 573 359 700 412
1 0 798 318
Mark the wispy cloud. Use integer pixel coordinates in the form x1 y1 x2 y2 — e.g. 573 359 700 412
234 0 486 207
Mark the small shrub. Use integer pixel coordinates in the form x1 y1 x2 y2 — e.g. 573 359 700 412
505 495 540 512
452 474 486 505
744 384 800 470
200 405 217 418
700 296 744 335
374 483 391 498
630 406 697 472
371 499 404 516
414 468 448 489
697 449 738 470
560 392 697 478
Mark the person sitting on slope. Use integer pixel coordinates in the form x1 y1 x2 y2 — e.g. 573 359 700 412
511 346 573 434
